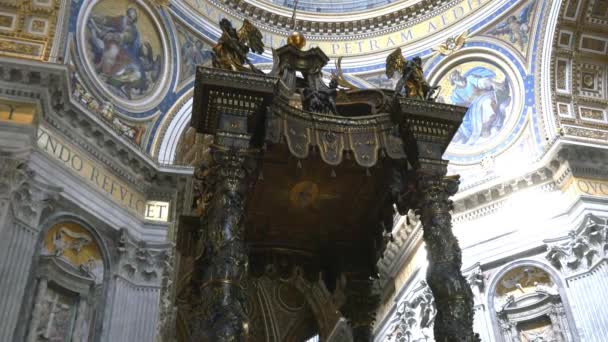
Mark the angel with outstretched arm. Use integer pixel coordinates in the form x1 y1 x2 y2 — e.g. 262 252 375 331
386 48 439 101
212 19 264 72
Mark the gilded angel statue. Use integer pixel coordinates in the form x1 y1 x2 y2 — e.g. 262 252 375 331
385 47 440 101
212 19 264 72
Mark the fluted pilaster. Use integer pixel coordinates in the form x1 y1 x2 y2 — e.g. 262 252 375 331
566 261 608 341
108 277 162 342
105 229 171 342
0 154 57 341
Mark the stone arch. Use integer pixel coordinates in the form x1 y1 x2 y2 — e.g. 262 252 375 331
243 269 343 342
487 259 579 342
289 271 343 341
540 0 571 141
17 212 113 342
156 95 194 165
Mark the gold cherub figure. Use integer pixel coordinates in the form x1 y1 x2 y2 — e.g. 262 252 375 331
385 47 440 101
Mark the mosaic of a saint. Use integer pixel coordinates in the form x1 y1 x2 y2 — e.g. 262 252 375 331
487 1 535 52
87 5 161 100
439 65 511 146
179 29 213 79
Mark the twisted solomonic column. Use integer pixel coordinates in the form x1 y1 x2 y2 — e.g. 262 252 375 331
341 277 379 342
414 174 479 342
189 147 258 342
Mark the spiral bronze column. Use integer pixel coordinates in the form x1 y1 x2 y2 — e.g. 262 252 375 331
189 148 258 342
415 173 479 342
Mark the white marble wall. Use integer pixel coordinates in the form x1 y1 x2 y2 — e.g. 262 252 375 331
0 129 170 341
563 261 608 341
107 277 162 342
0 145 57 341
472 304 493 342
373 193 608 342
0 216 39 341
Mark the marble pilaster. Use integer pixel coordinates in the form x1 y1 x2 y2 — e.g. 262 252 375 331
106 229 171 342
0 153 58 341
25 276 48 342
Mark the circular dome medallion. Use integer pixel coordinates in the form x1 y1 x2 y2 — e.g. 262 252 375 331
429 49 524 160
78 0 171 113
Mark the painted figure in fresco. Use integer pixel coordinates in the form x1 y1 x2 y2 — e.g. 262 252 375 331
87 7 161 100
180 30 213 78
488 2 533 50
449 67 511 145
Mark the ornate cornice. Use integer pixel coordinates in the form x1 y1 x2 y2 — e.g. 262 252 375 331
377 212 423 290
544 214 608 279
452 167 554 221
0 152 60 229
0 58 192 198
212 0 453 38
549 143 608 188
115 228 173 287
452 143 608 223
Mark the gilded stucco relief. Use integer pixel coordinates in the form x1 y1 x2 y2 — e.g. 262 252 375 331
552 0 608 144
0 0 61 61
43 222 104 283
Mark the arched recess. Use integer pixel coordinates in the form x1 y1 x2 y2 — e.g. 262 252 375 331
487 259 579 342
246 275 321 342
175 264 344 342
539 0 568 142
19 213 112 342
245 269 345 342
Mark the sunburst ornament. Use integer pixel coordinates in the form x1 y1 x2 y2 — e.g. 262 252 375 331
433 31 468 55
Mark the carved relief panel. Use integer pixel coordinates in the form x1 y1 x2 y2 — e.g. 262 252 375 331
34 286 79 342
492 266 574 342
26 221 106 342
545 216 608 277
386 280 436 342
42 222 104 283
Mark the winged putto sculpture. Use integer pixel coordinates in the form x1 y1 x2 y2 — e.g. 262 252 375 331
212 19 264 72
386 48 440 101
433 31 467 56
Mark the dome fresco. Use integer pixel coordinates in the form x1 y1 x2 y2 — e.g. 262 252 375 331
84 0 165 102
2 1 608 342
64 0 557 188
73 0 173 116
